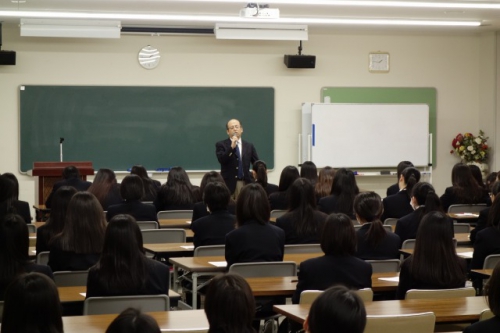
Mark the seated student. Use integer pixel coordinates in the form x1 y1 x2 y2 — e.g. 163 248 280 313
486 172 498 192
106 308 161 333
130 165 161 202
318 168 359 218
2 173 32 223
45 165 91 208
381 167 421 221
86 215 169 297
0 175 19 221
36 186 77 254
469 164 486 190
303 285 367 333
440 163 490 212
463 262 500 333
204 273 256 333
293 213 372 304
471 193 500 270
192 171 235 222
88 168 122 211
354 192 400 260
471 182 500 244
386 161 414 197
269 166 300 211
106 175 157 222
395 182 453 246
154 166 199 212
0 214 53 300
48 192 106 272
225 183 285 268
314 167 335 202
276 178 327 244
1 273 63 333
397 212 467 299
252 160 278 197
300 161 318 187
191 182 235 248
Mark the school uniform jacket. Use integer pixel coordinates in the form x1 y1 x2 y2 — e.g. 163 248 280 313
292 254 372 304
106 200 157 222
471 227 500 269
439 186 490 213
191 201 236 222
355 223 401 260
191 210 236 248
45 178 92 208
269 191 288 211
463 316 500 333
381 190 412 221
225 219 285 268
386 183 399 197
470 207 489 244
275 210 328 244
395 208 455 246
48 244 100 272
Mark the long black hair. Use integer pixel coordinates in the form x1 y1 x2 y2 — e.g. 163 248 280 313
287 178 320 238
354 192 386 246
330 168 359 217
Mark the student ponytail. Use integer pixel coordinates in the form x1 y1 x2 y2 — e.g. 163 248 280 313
401 167 421 199
411 182 443 223
354 192 386 246
253 161 268 187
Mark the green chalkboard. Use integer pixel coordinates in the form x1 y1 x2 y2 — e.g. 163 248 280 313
321 87 437 166
20 86 274 173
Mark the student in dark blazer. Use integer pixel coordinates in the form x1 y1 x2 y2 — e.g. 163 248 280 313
252 160 279 197
386 161 414 197
471 194 500 269
463 262 500 333
269 166 300 211
276 178 327 244
88 168 122 211
395 182 453 246
225 183 285 268
86 215 169 298
318 168 359 219
381 167 421 221
106 175 157 222
397 212 467 299
191 182 235 248
48 192 106 272
440 163 490 212
293 213 372 304
470 182 500 245
354 192 400 260
191 171 235 222
154 166 198 212
130 165 161 202
2 173 32 223
215 119 259 197
45 166 92 208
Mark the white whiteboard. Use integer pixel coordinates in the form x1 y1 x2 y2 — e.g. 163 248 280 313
311 103 429 168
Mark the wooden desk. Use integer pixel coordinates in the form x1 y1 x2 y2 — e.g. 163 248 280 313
274 296 489 324
400 247 474 259
169 253 323 309
63 310 208 333
29 232 36 246
470 269 492 279
449 213 480 220
455 233 471 246
34 221 46 228
57 286 182 303
144 242 194 255
159 218 192 229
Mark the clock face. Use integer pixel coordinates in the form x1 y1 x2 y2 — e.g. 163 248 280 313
369 53 390 72
138 46 160 69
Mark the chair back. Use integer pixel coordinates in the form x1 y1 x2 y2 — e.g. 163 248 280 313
228 261 297 278
83 295 169 315
364 312 435 333
137 221 159 230
405 287 476 300
366 259 400 273
484 254 500 269
384 218 398 226
299 290 322 304
383 225 392 233
448 204 487 214
53 270 89 287
354 225 392 233
36 251 50 265
453 223 471 234
141 229 186 244
270 210 287 219
356 288 374 302
157 210 193 220
284 244 321 254
194 245 225 257
479 309 494 321
27 223 36 233
402 239 416 249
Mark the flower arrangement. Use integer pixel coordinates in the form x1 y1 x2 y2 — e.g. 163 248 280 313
450 130 489 163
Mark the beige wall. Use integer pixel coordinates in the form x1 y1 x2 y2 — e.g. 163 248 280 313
0 22 496 205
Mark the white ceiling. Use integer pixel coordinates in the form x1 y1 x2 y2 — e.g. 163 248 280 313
2 0 500 35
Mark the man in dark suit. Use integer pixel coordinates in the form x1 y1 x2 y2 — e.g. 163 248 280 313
45 166 92 208
215 119 259 198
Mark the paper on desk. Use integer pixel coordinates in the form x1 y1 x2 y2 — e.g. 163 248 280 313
209 261 227 267
454 213 478 216
459 251 474 258
181 245 194 250
378 277 400 282
186 221 191 224
80 293 86 297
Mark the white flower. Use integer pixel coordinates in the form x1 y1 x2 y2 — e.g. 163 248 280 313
467 146 474 151
475 138 482 144
472 150 476 154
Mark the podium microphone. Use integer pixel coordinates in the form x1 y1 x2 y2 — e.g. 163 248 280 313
60 137 64 162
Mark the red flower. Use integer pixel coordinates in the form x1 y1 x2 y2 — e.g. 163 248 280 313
450 150 454 154
482 144 488 149
456 134 464 142
452 138 460 147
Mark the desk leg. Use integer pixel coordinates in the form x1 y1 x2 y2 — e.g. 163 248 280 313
192 273 198 309
172 264 179 291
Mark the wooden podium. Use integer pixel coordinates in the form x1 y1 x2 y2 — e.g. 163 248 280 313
32 162 94 205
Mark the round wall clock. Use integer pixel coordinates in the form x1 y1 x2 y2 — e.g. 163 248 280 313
138 45 160 69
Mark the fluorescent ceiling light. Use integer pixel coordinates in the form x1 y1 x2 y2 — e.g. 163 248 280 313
20 18 121 38
0 11 481 28
215 23 308 40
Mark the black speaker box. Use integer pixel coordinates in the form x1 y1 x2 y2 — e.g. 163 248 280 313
0 51 16 65
284 54 315 69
